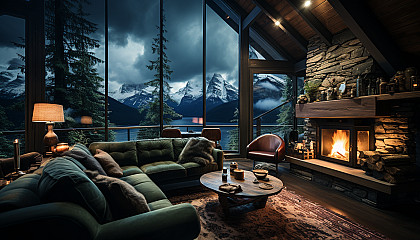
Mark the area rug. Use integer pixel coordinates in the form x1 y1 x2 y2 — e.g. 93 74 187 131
169 189 389 240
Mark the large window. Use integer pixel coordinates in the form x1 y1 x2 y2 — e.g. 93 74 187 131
108 0 159 140
253 73 292 139
165 0 203 133
44 0 106 145
206 5 239 151
0 16 25 157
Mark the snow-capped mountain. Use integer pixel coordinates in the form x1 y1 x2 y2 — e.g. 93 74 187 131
112 73 239 115
206 73 238 104
109 83 155 108
172 80 201 105
253 74 286 111
0 62 25 99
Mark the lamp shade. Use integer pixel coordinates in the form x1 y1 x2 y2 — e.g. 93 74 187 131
32 103 65 123
81 116 93 125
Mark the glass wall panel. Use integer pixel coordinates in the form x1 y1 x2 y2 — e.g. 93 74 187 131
45 0 106 145
206 5 239 151
165 0 203 134
108 0 159 140
253 73 293 140
0 16 25 157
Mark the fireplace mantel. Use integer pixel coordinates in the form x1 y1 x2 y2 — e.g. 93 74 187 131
296 91 420 118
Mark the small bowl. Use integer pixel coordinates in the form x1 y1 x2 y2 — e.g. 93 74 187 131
252 169 268 180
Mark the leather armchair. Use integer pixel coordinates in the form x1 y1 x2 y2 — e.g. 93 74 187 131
201 128 222 149
246 134 286 176
161 128 182 138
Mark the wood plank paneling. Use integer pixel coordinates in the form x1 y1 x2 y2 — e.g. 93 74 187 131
367 0 420 58
311 0 347 34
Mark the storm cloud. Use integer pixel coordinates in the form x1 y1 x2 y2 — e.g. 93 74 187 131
0 0 239 92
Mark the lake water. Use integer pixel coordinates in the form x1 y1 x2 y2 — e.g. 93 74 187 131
113 117 238 150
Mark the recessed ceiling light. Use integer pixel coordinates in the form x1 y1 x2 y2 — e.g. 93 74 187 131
304 0 311 7
275 21 280 26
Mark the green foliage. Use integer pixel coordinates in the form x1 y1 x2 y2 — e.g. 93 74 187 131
277 76 293 133
0 106 15 157
137 10 181 140
303 80 321 102
45 0 107 144
228 108 239 151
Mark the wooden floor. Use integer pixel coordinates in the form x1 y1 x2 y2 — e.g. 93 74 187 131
227 158 420 240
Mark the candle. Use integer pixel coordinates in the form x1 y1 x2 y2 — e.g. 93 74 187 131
233 169 244 180
13 139 20 171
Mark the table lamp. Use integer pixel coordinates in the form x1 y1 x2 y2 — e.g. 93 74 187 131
32 103 65 154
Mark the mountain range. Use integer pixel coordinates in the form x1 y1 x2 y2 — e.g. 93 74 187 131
0 59 287 126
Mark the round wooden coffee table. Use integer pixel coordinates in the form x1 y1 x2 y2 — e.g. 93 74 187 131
200 170 284 216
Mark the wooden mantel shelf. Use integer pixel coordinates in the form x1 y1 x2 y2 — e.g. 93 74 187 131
296 91 420 118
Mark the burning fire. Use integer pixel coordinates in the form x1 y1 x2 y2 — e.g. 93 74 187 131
328 130 349 160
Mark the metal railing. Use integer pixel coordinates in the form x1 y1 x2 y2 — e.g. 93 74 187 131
253 99 292 137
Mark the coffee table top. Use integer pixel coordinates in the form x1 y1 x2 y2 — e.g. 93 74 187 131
200 170 284 198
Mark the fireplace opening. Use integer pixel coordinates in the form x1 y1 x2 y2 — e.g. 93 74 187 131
321 129 350 162
316 119 374 168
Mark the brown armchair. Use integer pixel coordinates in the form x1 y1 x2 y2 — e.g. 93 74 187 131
246 134 286 176
201 128 222 149
161 128 182 138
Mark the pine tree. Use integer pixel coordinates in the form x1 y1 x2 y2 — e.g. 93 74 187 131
137 12 181 140
277 76 293 137
45 0 108 144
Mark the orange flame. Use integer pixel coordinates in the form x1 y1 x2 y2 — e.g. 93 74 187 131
328 130 349 161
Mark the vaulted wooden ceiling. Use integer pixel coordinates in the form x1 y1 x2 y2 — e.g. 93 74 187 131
231 0 420 72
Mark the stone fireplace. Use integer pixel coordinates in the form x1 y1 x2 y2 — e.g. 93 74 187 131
286 29 420 207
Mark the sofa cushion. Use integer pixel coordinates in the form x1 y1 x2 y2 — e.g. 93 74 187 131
140 161 187 183
72 143 92 156
94 149 123 178
62 149 107 175
121 165 143 177
84 170 150 220
172 138 189 160
121 173 168 203
89 141 138 167
136 139 175 164
148 199 173 211
181 162 219 177
0 174 40 213
38 158 112 223
178 137 215 166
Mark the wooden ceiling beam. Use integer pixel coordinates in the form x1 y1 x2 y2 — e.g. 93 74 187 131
250 25 295 62
207 0 239 32
328 0 404 76
285 0 332 45
222 0 295 61
253 0 308 52
242 6 262 30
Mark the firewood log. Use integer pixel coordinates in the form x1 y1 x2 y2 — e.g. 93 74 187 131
384 173 415 184
366 154 381 164
384 165 417 176
381 155 411 164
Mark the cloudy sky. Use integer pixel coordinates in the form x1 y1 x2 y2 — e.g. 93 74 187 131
0 0 239 93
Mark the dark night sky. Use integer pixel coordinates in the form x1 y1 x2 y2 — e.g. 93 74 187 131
0 0 239 93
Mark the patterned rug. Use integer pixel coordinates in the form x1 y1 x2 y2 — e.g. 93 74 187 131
169 189 389 240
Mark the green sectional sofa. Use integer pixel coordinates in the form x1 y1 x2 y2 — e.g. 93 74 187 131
0 138 223 239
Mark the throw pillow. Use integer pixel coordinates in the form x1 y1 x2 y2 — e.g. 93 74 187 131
38 158 112 223
177 137 215 166
84 170 150 220
63 149 107 175
94 149 123 178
